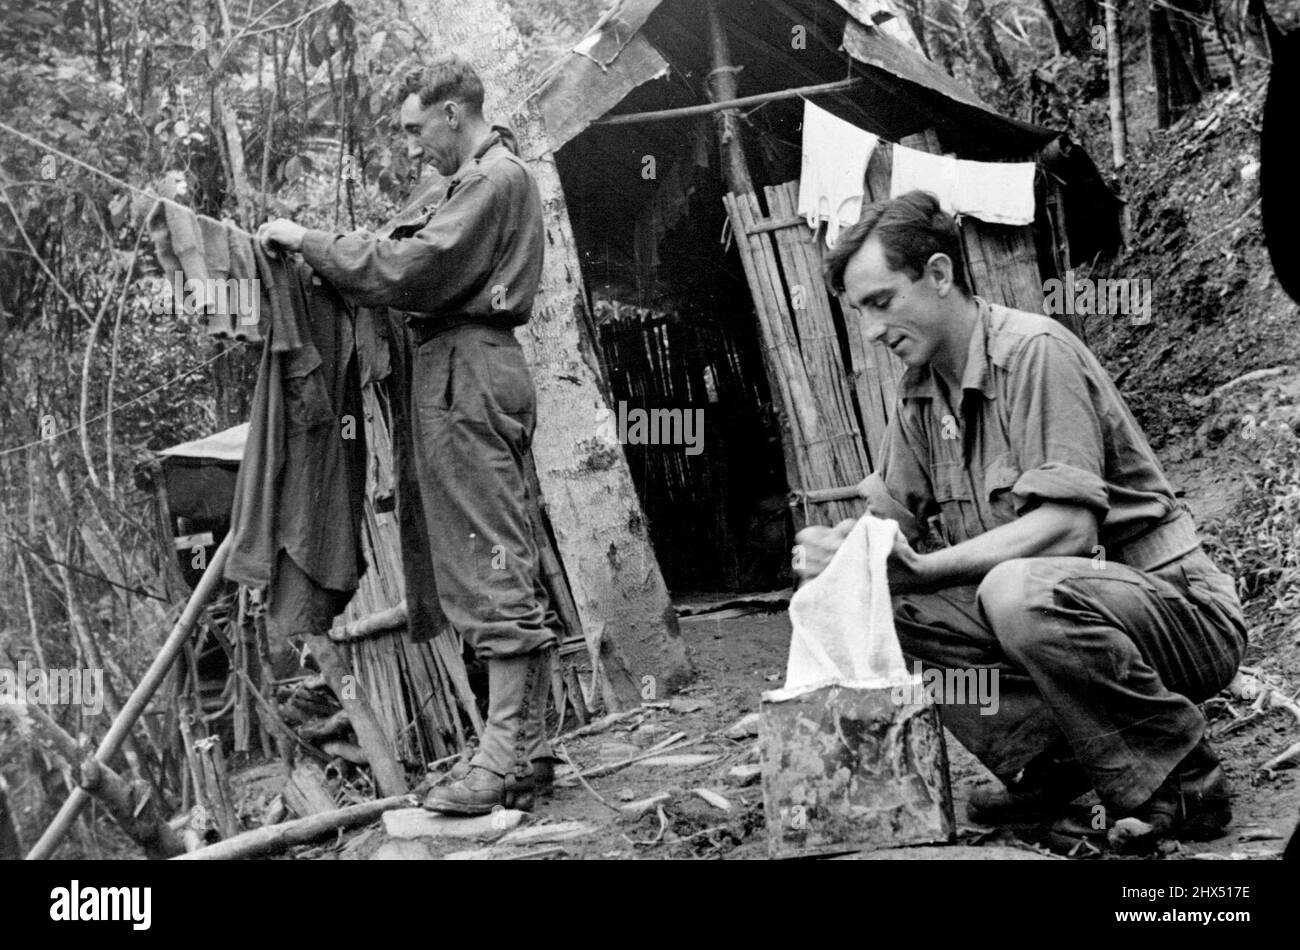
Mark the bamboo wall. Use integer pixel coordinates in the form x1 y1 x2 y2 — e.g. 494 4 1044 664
722 141 1053 528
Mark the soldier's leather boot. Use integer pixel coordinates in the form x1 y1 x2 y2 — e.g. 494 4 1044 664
502 647 558 810
435 648 557 811
1107 738 1231 854
422 652 533 815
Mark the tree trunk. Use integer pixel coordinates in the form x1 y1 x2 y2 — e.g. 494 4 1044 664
1208 0 1242 86
397 0 691 709
0 775 21 860
1149 6 1173 129
1105 0 1127 168
1040 0 1079 55
904 0 932 59
967 0 1016 82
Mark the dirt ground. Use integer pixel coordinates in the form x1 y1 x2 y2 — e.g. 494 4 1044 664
301 475 1300 863
296 582 1296 861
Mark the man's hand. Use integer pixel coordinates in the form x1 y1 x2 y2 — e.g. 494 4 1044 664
256 218 306 255
885 530 933 594
794 516 935 594
792 518 858 586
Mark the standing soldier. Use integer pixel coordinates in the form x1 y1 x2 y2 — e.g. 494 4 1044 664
258 57 556 814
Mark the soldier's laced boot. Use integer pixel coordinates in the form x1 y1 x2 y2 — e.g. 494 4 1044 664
503 647 557 810
423 653 531 815
1107 738 1231 854
439 650 557 810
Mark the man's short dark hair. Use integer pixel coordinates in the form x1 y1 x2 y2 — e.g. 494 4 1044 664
402 56 485 114
823 190 970 296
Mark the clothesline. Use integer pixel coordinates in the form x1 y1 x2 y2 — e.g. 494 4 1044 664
0 120 262 459
0 348 234 459
0 119 257 240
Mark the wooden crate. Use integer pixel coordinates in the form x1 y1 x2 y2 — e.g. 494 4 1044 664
760 681 955 859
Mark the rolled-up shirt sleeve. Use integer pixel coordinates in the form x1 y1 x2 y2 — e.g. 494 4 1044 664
300 172 502 311
1007 334 1110 516
863 415 935 544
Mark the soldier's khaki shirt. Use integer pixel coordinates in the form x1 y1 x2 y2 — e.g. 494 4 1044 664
864 298 1182 554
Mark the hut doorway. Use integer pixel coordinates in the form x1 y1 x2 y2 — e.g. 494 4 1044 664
559 125 794 594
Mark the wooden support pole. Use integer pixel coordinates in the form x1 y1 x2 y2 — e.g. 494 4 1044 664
25 534 233 860
706 0 754 197
594 78 864 127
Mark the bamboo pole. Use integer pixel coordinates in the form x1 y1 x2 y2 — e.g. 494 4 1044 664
25 535 233 860
329 600 408 643
593 78 864 128
172 794 411 860
706 0 754 197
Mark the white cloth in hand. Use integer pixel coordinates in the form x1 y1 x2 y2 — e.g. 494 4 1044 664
771 515 911 700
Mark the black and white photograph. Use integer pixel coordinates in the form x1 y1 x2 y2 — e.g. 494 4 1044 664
0 0 1295 926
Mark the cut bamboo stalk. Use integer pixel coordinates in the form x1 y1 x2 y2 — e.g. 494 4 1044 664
283 761 336 818
172 794 412 860
195 735 240 838
330 600 407 643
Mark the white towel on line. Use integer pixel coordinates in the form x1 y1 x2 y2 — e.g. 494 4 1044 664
890 145 1036 226
767 515 912 701
953 158 1036 226
797 101 880 249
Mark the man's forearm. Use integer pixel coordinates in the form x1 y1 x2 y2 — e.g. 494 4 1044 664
914 502 1099 588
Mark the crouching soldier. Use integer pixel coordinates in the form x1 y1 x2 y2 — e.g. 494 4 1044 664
795 192 1246 853
258 56 558 813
